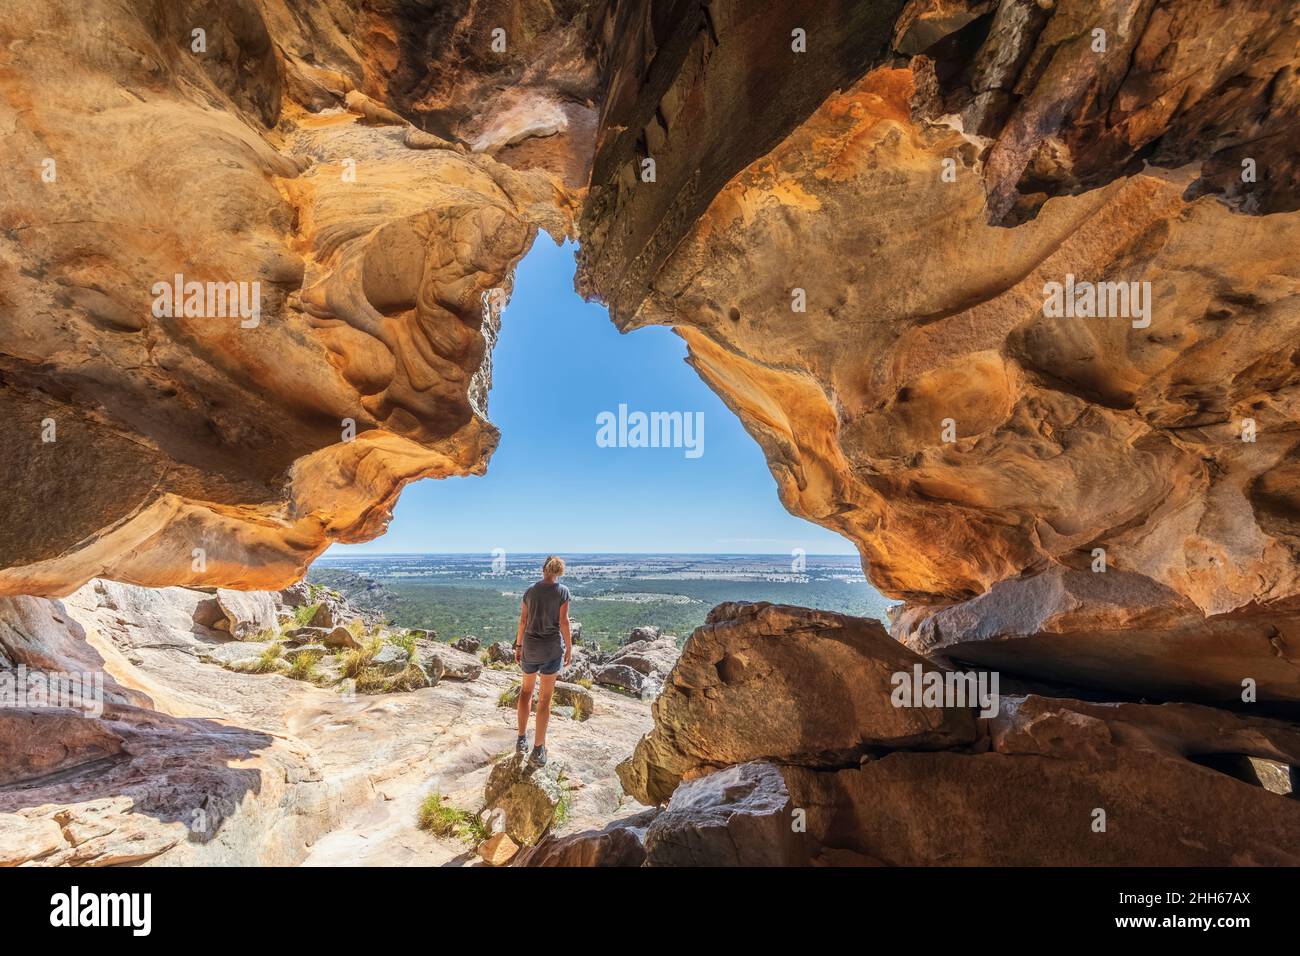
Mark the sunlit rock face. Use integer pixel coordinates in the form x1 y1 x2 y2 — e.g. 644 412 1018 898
577 0 1300 629
0 0 586 596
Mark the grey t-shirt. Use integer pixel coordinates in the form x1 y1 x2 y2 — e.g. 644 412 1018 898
521 580 570 664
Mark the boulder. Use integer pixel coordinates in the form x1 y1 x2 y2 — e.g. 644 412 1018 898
307 603 341 629
278 583 311 608
453 636 481 654
406 628 435 641
637 696 1300 866
593 664 644 696
210 589 279 640
643 762 807 867
514 809 658 867
606 636 678 678
622 625 661 645
369 644 410 674
477 832 519 866
283 644 327 663
893 567 1300 711
322 625 362 651
486 641 515 664
560 660 593 685
413 639 482 681
617 602 978 805
198 640 280 669
482 755 569 847
283 626 331 646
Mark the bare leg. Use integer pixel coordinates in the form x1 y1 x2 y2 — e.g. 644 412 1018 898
534 673 557 747
517 672 537 738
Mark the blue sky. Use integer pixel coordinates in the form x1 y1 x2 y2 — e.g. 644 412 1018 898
329 239 857 556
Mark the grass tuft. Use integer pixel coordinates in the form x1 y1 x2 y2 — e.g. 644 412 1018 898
417 794 487 845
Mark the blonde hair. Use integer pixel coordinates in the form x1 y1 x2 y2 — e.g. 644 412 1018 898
542 555 565 577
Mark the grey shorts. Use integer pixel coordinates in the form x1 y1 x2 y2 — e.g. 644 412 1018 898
521 655 563 676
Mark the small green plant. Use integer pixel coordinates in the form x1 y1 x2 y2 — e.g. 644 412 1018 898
574 677 593 689
250 626 282 644
287 650 322 681
347 618 366 639
417 794 485 845
553 790 573 829
292 604 319 628
497 683 522 708
388 631 417 658
237 643 284 674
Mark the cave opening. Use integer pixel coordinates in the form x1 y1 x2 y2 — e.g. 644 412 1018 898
315 237 890 646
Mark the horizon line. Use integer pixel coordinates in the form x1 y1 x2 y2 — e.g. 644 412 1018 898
318 550 863 558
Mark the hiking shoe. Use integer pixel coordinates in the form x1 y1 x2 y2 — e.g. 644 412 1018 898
515 734 528 756
529 745 548 766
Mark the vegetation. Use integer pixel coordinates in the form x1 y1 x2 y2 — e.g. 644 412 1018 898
287 649 321 682
305 575 890 651
290 604 319 628
417 794 487 845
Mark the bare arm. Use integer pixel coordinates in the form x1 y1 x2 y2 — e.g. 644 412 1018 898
515 601 527 664
559 601 572 664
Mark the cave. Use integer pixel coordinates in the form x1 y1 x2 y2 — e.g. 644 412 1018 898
2 0 1300 888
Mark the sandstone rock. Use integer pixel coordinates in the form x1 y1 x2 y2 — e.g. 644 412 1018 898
209 589 279 640
643 762 807 867
482 755 569 847
477 831 520 866
0 698 328 866
560 660 593 685
618 602 978 806
344 89 408 126
414 640 482 681
322 626 362 651
622 625 661 645
370 644 411 675
0 814 65 866
308 604 342 630
578 1 1300 631
403 128 463 152
606 637 679 678
283 644 328 664
486 641 516 664
452 636 481 654
0 0 575 598
283 626 331 646
894 567 1300 710
593 664 644 696
514 809 658 867
279 583 311 608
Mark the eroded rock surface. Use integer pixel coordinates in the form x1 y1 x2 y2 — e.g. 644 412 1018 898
611 605 1300 866
0 580 653 866
576 0 1300 646
618 602 976 805
0 0 581 597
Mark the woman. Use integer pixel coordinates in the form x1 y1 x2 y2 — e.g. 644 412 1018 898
514 555 573 765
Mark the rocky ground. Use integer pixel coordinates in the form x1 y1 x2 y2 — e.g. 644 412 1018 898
0 582 671 866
